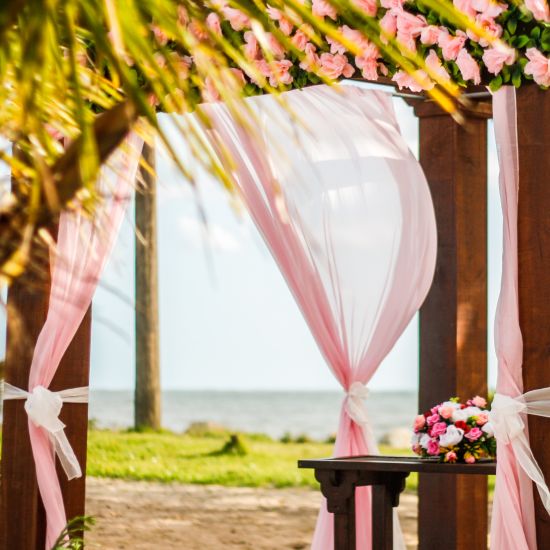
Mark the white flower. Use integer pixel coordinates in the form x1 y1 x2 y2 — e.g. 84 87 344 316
411 433 421 445
439 425 465 447
420 433 432 449
482 422 495 438
441 401 461 410
451 406 481 422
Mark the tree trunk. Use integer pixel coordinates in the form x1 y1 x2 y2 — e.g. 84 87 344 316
134 141 161 430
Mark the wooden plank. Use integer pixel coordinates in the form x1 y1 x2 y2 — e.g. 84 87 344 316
415 100 490 549
371 485 393 550
517 84 550 548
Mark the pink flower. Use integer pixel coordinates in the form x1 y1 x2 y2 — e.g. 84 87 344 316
426 412 441 426
445 451 457 463
465 454 476 464
483 45 515 75
427 439 440 456
312 0 338 20
438 29 467 61
524 0 550 22
151 25 169 46
453 0 476 18
396 11 426 38
265 33 286 59
222 7 250 31
438 403 455 418
319 52 355 79
341 25 372 52
456 48 481 84
291 30 309 51
413 414 426 431
420 25 440 46
464 427 483 441
470 14 502 47
229 68 247 87
299 43 320 71
525 48 550 86
244 31 259 60
327 35 346 55
266 6 294 35
476 412 489 426
206 13 222 35
380 0 406 8
379 12 397 44
356 54 379 80
271 60 293 86
352 0 378 17
471 395 488 408
392 70 433 92
203 77 220 102
471 0 506 18
431 422 448 437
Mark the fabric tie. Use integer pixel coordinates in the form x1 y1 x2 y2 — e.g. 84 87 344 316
346 381 370 427
490 390 550 515
2 382 88 480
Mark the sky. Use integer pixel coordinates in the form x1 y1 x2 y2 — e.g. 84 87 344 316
0 83 503 392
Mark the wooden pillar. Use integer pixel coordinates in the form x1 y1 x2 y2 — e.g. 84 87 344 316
517 85 550 548
0 249 91 549
415 100 490 549
134 141 161 430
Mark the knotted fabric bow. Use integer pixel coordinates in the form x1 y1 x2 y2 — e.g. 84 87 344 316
345 381 377 446
490 389 550 514
2 382 88 480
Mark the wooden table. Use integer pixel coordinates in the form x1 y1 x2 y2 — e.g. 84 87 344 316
298 455 496 550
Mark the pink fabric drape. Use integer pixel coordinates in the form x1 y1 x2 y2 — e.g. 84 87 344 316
201 85 437 549
26 134 143 548
490 87 537 549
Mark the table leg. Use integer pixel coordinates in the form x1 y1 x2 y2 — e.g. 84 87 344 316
372 484 393 550
315 469 359 550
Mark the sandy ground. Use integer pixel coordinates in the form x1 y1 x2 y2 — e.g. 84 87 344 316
86 478 418 549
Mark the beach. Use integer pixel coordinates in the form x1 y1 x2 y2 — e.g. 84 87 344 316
86 478 419 549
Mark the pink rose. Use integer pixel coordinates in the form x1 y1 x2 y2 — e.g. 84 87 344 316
525 48 550 86
453 0 476 18
396 11 426 38
312 0 338 20
471 395 488 408
380 0 406 8
465 454 476 464
426 412 441 426
266 6 294 35
319 52 355 79
445 451 457 463
244 31 259 60
427 439 440 456
356 54 379 80
265 33 286 59
431 422 448 437
352 0 378 17
299 43 320 72
392 70 433 92
476 412 489 426
471 0 506 18
420 25 440 46
341 25 372 53
327 35 346 55
269 59 293 86
471 14 502 47
438 29 467 61
291 30 309 51
464 427 483 441
413 414 426 431
525 0 550 22
379 12 397 43
222 7 250 31
206 13 222 35
438 403 455 418
456 48 481 84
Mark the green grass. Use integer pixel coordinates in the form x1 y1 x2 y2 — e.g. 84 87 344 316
1 429 495 493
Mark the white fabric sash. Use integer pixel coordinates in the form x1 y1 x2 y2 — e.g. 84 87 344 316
490 389 550 514
2 382 88 480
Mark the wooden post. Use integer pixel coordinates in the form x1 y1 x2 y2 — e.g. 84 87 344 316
134 141 161 430
517 85 550 548
415 101 490 549
0 251 91 549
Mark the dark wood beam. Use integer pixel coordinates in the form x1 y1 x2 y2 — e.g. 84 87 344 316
517 84 550 548
416 100 490 549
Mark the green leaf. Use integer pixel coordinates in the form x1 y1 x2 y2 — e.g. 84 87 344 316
530 27 541 40
489 74 503 92
541 28 550 52
515 35 530 49
507 17 518 35
512 67 522 88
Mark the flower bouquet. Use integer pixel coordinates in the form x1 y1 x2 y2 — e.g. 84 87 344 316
411 396 496 463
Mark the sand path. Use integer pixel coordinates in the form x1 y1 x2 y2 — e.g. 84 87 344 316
86 477 418 549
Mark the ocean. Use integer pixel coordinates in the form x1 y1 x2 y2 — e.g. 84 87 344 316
87 390 417 442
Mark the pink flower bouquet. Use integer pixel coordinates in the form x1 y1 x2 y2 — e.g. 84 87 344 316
411 396 496 463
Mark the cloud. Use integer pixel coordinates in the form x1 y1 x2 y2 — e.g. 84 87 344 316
178 216 241 252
